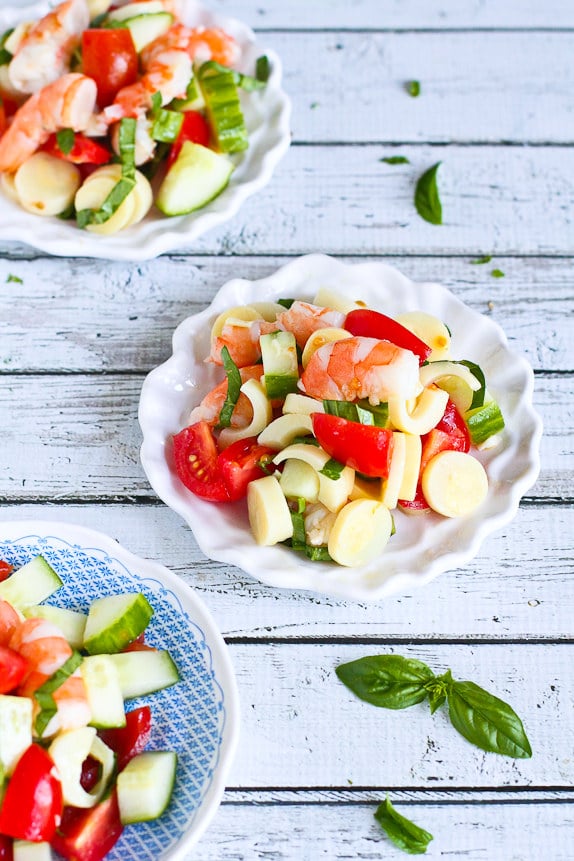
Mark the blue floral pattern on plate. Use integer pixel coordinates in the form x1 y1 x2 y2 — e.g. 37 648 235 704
0 527 238 860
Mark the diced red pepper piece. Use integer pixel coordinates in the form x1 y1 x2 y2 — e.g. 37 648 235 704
0 744 63 842
51 791 123 861
98 706 152 772
344 308 432 365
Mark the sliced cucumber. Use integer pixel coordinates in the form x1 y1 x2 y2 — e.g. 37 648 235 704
23 605 87 650
81 654 126 729
170 76 205 112
156 141 234 216
118 12 173 52
117 750 177 824
83 592 153 655
0 695 32 775
108 649 180 699
0 555 62 609
13 842 52 861
106 1 165 21
261 330 299 399
197 63 248 153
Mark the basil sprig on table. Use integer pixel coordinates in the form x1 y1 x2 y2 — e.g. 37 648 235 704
414 161 442 225
336 654 532 758
374 796 433 855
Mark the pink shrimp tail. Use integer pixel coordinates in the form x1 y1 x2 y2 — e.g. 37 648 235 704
0 73 97 172
8 0 90 95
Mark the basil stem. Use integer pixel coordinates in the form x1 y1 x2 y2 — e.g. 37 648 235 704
414 161 442 225
374 796 433 855
34 650 83 737
335 655 434 710
446 673 532 759
217 346 242 428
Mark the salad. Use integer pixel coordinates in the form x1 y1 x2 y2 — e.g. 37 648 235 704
0 0 271 235
0 554 179 861
171 288 505 568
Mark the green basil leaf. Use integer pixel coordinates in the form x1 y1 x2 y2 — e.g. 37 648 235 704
470 255 492 264
256 54 271 83
374 796 433 854
217 346 242 428
0 28 14 65
6 273 23 284
415 162 442 225
459 360 486 409
34 651 83 737
77 117 136 228
319 457 345 480
56 128 76 155
380 155 410 165
446 677 532 758
491 268 505 278
407 80 421 97
335 654 434 709
277 298 295 309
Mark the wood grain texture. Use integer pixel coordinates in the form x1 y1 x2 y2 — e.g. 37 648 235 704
0 503 570 640
0 256 572 373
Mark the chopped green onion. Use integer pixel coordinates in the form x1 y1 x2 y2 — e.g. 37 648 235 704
197 62 248 153
465 401 505 445
56 128 76 155
151 108 184 143
34 651 83 737
319 458 345 480
77 117 136 228
218 346 242 428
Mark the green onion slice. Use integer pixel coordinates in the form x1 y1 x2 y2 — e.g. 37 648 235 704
465 401 505 445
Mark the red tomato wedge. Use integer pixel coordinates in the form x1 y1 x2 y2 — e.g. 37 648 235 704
51 790 123 861
166 111 211 169
173 422 275 502
0 645 28 694
344 308 432 364
42 133 112 165
0 744 63 842
0 560 12 582
99 706 152 772
82 29 138 109
173 421 230 501
312 413 394 478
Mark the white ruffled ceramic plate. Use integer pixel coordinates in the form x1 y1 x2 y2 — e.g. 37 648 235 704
0 520 240 859
138 254 543 602
0 0 291 260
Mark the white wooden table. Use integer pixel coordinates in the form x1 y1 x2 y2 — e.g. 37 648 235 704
1 0 573 857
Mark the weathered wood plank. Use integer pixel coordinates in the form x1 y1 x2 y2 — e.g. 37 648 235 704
0 256 571 373
275 31 574 144
2 146 572 258
1 503 571 639
211 0 574 30
193 799 574 860
230 643 567 787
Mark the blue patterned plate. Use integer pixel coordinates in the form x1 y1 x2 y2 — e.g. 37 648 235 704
0 521 240 860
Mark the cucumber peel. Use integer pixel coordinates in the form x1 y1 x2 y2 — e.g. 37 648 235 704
83 592 153 655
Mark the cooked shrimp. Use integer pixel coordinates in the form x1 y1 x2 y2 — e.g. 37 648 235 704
103 48 192 122
141 21 239 68
300 336 420 405
0 73 97 172
10 617 90 737
210 319 279 366
188 364 264 427
277 301 346 349
0 599 21 647
8 0 89 95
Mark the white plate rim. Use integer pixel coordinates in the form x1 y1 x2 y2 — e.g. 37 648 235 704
0 0 291 261
138 253 543 602
0 518 240 859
